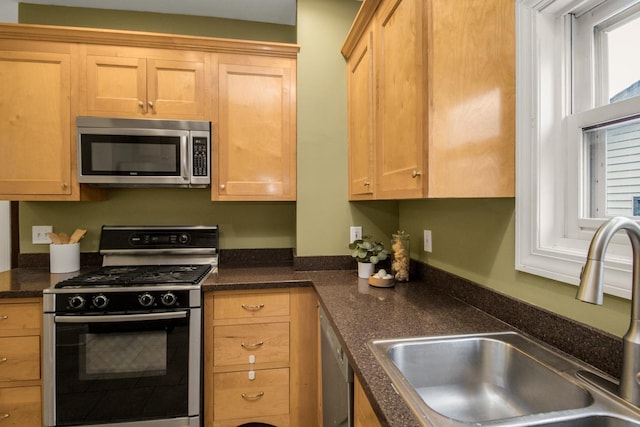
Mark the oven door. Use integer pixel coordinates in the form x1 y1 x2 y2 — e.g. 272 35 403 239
43 310 201 427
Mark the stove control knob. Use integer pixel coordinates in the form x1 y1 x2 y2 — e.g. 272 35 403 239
138 293 155 307
92 294 109 309
161 292 177 307
68 295 86 310
178 233 189 244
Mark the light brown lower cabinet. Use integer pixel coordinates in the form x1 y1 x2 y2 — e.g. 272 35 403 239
204 287 319 427
213 368 290 421
0 386 42 427
354 376 382 427
0 298 42 427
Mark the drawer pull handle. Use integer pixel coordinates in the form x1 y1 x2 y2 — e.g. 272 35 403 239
0 413 9 420
241 341 264 350
241 303 265 312
241 391 264 401
0 315 7 320
0 357 7 364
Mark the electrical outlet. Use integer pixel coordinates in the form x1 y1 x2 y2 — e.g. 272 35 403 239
423 230 432 252
32 225 53 244
350 226 362 243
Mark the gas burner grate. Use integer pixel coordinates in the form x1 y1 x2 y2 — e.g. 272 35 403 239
54 264 213 288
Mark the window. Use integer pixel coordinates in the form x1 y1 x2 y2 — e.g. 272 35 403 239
516 0 640 299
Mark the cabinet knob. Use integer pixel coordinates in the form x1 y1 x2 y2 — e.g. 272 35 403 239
364 181 370 187
0 413 9 420
220 184 226 190
138 100 144 109
62 183 68 189
0 357 7 364
0 315 7 320
412 170 422 178
148 101 154 110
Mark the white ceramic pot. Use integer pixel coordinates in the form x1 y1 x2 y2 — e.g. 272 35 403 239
357 262 375 279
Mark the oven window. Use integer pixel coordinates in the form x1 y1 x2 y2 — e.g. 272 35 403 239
55 315 190 425
81 330 167 380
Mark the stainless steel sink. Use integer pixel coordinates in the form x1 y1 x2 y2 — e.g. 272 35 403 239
369 332 640 427
384 335 591 422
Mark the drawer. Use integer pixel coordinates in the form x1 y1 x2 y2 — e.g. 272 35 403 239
213 368 289 420
213 292 289 320
0 336 40 382
0 386 42 427
0 302 40 332
214 322 289 367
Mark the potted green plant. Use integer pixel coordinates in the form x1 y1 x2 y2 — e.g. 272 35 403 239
349 236 388 278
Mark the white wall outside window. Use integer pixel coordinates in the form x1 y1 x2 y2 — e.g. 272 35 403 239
516 0 640 300
0 0 17 272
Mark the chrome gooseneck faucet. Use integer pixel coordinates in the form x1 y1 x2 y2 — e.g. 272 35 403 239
577 216 640 406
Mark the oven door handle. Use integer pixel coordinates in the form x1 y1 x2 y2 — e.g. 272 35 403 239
54 311 188 323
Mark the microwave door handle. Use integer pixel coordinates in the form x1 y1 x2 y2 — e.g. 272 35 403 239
181 135 189 182
54 311 188 323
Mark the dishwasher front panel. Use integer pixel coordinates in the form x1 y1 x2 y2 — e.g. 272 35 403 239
320 307 354 427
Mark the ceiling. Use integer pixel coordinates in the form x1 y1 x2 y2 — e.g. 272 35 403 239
22 0 298 25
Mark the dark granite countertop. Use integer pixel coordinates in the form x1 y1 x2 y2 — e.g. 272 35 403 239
0 267 86 297
204 268 515 426
0 265 611 427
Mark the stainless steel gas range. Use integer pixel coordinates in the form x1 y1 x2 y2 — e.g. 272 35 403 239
43 225 218 427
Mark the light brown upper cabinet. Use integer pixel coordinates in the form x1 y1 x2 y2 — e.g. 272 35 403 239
343 0 515 199
347 27 376 200
0 23 298 201
213 54 297 201
0 39 103 201
81 45 210 120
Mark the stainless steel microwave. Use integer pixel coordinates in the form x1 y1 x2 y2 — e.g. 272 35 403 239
77 116 211 188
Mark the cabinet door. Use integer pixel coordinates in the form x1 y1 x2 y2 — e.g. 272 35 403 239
85 54 147 116
0 301 40 335
84 47 208 119
354 376 381 427
0 44 72 196
427 0 515 197
213 291 290 320
348 29 375 200
375 0 426 199
0 336 40 382
213 322 290 368
147 58 206 119
213 368 290 421
214 54 296 201
0 386 42 427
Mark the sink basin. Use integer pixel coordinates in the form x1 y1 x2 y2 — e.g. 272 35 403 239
373 333 591 423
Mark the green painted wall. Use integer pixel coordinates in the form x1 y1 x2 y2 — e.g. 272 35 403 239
295 0 399 256
20 189 296 251
399 199 631 337
15 2 632 338
19 3 296 42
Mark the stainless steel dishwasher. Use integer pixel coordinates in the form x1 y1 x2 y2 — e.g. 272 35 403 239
320 307 354 427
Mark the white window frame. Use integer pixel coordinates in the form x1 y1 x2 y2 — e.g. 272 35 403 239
516 0 640 300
